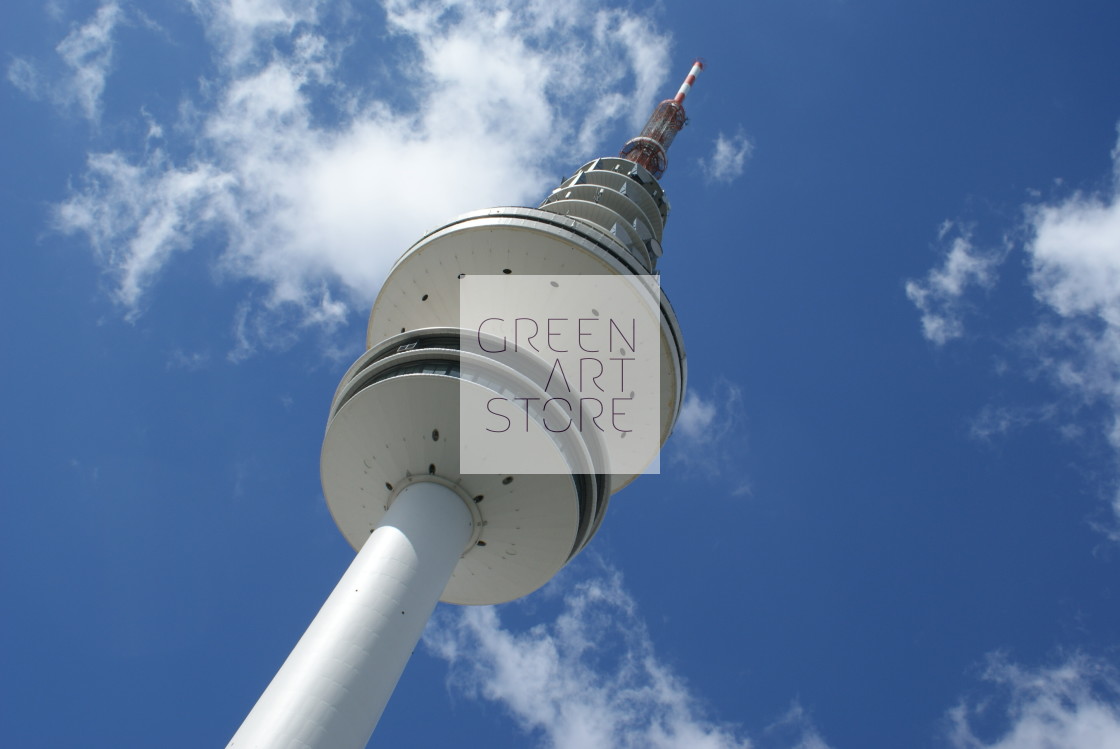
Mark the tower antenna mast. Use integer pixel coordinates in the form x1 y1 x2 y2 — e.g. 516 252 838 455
619 59 704 178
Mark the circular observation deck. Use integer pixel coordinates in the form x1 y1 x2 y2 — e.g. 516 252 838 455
365 158 686 490
321 328 610 605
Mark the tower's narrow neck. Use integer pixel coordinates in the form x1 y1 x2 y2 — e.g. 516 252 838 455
538 157 670 272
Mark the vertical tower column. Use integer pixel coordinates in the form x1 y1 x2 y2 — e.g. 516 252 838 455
227 481 473 749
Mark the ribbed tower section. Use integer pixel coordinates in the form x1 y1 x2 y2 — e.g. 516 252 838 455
228 63 701 749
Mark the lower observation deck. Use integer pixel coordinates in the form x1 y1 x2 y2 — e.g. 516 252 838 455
321 328 609 605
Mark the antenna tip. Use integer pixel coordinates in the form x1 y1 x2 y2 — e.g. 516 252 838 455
673 59 704 104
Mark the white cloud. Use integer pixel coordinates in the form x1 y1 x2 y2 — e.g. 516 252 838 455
905 226 1004 345
1028 135 1120 323
57 150 235 316
45 0 674 357
166 348 211 371
969 404 1061 442
762 704 833 749
675 381 742 446
185 0 324 70
669 380 749 494
8 2 123 121
1025 131 1120 426
910 132 1120 533
6 58 44 99
676 389 720 442
1014 126 1120 529
699 129 753 184
56 2 122 120
425 564 830 749
947 653 1120 749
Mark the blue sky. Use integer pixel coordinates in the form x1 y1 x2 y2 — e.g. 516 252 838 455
4 1 1120 747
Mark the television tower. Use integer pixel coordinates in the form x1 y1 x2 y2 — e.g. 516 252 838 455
227 60 703 749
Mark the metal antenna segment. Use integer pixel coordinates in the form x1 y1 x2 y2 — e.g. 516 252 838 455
619 59 704 178
227 59 703 749
674 59 704 103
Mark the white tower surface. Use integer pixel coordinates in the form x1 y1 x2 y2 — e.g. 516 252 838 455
227 60 704 748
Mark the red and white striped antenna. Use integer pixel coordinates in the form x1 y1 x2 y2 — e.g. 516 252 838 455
673 59 704 103
619 59 704 178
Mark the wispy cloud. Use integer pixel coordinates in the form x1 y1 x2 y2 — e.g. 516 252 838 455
908 126 1120 534
425 562 831 749
7 2 123 121
185 0 323 70
36 0 673 357
905 223 1004 345
1015 127 1120 532
947 653 1120 748
968 403 1065 442
699 129 753 184
676 388 723 442
1023 129 1120 443
166 348 211 371
56 151 236 318
669 379 749 494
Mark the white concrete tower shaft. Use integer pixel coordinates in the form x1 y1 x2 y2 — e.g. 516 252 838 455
227 481 472 749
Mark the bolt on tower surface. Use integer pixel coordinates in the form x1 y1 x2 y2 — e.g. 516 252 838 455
227 60 704 749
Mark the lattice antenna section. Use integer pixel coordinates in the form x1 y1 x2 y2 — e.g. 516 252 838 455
619 60 703 178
